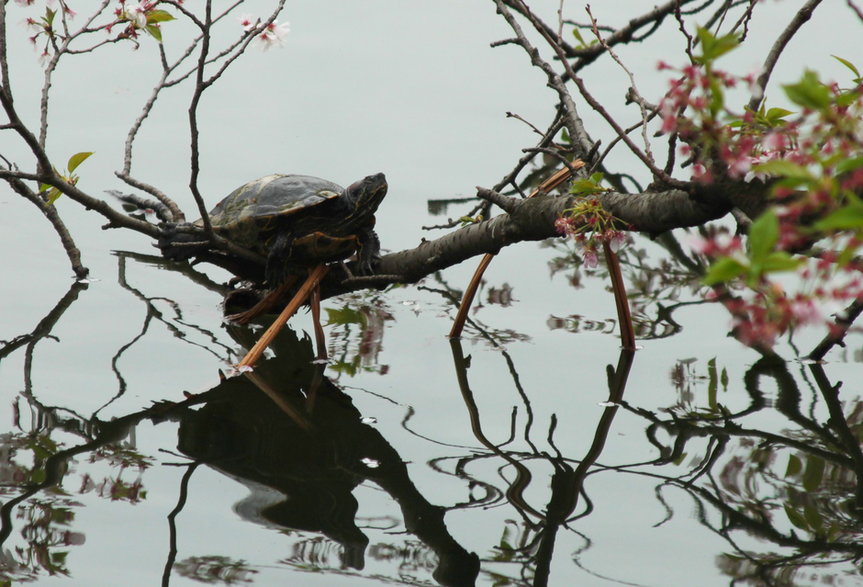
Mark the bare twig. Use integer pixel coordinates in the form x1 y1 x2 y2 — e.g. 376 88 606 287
7 176 89 278
728 0 759 42
746 0 824 112
506 0 688 189
586 6 654 164
188 1 215 234
183 1 286 234
493 0 594 158
673 1 696 64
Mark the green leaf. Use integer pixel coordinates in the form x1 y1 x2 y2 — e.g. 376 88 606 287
752 159 812 180
32 469 47 484
803 504 824 534
146 10 176 24
572 28 587 47
569 178 605 196
66 151 93 174
763 107 793 126
695 28 739 64
747 210 779 263
707 74 724 117
145 24 163 42
813 202 863 231
760 252 802 274
41 182 62 205
784 504 808 531
837 241 859 267
832 54 861 80
783 70 831 110
45 187 63 206
803 455 825 492
835 156 863 176
785 454 802 477
765 107 793 120
324 306 366 327
702 256 748 285
837 89 860 108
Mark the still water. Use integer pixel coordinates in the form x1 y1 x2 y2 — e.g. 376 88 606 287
2 2 863 586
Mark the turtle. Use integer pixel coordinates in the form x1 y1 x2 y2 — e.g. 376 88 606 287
160 173 388 284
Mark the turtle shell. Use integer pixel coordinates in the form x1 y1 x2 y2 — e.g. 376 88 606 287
202 174 344 257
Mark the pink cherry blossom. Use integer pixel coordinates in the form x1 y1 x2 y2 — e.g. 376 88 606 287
255 20 290 51
582 247 599 269
238 14 255 31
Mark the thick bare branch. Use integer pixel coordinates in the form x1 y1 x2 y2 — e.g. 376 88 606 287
350 185 731 292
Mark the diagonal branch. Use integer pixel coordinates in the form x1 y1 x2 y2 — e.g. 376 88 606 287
746 0 824 112
505 0 689 189
493 0 594 159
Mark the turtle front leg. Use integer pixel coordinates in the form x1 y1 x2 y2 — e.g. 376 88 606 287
355 229 381 275
265 231 294 285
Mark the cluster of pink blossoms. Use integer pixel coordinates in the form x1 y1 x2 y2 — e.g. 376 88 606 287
18 1 180 56
114 2 157 30
692 229 863 348
554 198 628 268
656 60 799 184
717 279 860 349
238 13 290 51
658 44 863 350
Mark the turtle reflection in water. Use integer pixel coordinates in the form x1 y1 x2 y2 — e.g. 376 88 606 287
160 173 388 323
175 325 480 584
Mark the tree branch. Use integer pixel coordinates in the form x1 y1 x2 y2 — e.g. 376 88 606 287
493 0 594 159
747 0 824 112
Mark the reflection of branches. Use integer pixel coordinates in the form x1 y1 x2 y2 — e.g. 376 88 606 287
449 337 636 585
0 399 185 580
419 276 531 347
544 231 712 340
809 298 863 361
611 355 863 583
0 280 87 362
94 252 235 416
423 275 540 456
162 462 199 586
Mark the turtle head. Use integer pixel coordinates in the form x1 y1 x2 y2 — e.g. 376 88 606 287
346 173 387 214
